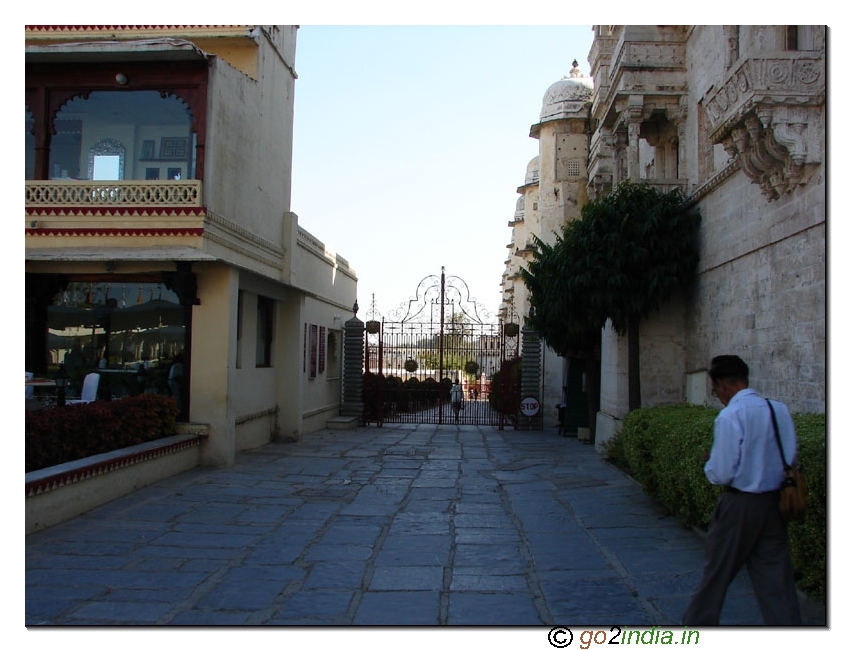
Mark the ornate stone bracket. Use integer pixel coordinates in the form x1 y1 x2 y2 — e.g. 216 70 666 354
721 105 821 201
705 55 823 201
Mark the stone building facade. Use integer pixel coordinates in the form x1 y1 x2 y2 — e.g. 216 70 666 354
501 62 594 430
501 26 825 445
25 26 358 466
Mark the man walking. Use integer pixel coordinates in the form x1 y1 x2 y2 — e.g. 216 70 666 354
450 380 464 423
683 355 801 625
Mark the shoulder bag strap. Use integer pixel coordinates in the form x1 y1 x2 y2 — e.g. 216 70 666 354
766 399 791 470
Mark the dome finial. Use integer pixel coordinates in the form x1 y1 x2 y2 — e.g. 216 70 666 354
570 59 583 78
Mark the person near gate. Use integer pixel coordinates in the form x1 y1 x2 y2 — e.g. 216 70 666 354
168 353 185 419
683 355 801 626
450 380 464 423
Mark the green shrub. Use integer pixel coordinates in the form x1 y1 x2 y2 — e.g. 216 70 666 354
488 357 521 420
789 412 826 601
26 393 179 472
608 404 825 602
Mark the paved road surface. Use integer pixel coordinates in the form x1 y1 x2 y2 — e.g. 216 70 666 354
25 423 825 627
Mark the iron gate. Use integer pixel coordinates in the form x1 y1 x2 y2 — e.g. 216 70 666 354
362 268 520 428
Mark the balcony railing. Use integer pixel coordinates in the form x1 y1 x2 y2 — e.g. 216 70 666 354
25 180 203 208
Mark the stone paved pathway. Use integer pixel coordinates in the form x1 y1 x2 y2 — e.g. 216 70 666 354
25 424 825 627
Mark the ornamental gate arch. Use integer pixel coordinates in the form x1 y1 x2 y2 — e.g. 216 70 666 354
360 267 532 428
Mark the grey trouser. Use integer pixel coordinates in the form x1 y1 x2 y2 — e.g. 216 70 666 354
683 489 801 625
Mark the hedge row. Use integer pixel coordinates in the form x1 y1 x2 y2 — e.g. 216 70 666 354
25 393 179 473
604 404 825 602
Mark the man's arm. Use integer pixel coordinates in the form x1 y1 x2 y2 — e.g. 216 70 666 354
704 414 743 486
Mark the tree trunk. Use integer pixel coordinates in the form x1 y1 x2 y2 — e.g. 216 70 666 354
584 345 601 443
628 313 641 411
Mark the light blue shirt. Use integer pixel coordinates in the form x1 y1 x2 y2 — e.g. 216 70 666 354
704 388 797 493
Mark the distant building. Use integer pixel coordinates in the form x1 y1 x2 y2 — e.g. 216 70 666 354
25 25 357 465
501 60 594 431
501 26 825 444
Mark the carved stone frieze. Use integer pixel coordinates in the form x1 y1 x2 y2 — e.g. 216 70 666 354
704 56 823 133
705 55 823 201
613 42 687 72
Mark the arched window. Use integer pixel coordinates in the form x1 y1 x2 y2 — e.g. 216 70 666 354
40 90 194 181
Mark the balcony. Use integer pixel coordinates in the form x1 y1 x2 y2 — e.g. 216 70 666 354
25 179 206 243
26 180 203 208
703 54 824 201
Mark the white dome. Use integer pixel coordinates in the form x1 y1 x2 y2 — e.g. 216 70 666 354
514 195 526 220
539 60 593 123
524 156 539 185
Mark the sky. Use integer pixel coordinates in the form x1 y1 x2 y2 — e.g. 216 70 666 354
290 25 596 321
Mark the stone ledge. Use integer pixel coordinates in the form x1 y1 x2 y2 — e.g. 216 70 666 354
26 432 205 534
326 415 361 430
174 422 211 437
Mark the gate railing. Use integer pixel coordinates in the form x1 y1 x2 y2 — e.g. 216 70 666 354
360 268 523 428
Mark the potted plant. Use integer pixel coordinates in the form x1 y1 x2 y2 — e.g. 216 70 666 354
464 360 479 376
404 358 418 373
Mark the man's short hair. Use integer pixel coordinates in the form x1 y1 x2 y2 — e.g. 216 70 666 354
709 355 749 384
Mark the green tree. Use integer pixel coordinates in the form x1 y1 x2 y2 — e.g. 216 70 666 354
488 356 521 422
420 312 473 377
524 181 700 413
523 222 604 437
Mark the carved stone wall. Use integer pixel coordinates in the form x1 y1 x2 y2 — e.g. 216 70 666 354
585 25 825 432
704 54 824 201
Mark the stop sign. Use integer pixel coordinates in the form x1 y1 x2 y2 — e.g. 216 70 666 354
520 396 540 417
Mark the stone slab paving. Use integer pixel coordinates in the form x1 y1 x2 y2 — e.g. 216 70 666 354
25 424 825 626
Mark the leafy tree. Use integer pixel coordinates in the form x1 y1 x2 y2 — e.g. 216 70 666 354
420 313 475 376
488 356 521 423
523 222 603 437
523 181 700 413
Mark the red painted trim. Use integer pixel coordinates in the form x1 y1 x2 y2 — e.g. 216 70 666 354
26 228 205 237
25 25 235 31
26 207 207 218
26 436 201 498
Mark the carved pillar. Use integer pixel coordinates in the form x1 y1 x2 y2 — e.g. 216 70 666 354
614 132 628 185
723 25 739 70
670 101 688 180
341 302 365 419
627 119 641 180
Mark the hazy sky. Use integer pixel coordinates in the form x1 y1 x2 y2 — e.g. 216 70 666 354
290 25 596 321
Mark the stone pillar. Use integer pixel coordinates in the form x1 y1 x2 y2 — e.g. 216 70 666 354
520 323 542 430
627 119 641 180
341 307 365 419
625 96 644 180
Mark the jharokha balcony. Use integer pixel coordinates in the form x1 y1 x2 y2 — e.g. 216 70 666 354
26 180 203 208
25 180 206 240
26 57 211 240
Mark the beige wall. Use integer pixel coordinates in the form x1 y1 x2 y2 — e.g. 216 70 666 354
201 29 297 280
191 263 238 465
